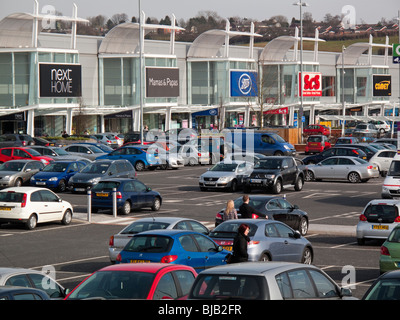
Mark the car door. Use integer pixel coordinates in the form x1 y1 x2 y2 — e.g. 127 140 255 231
266 198 288 224
281 158 296 185
277 198 299 229
192 233 223 270
314 158 337 179
22 162 42 183
12 148 31 160
335 157 355 179
65 162 80 181
34 190 63 222
178 234 205 271
264 223 287 261
274 222 304 262
132 180 152 207
377 151 396 172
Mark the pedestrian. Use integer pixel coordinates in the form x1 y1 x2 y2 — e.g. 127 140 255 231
223 200 238 221
231 223 250 263
238 195 266 219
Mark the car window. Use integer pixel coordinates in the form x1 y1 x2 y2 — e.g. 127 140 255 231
308 270 339 298
321 158 338 165
78 146 90 153
1 149 12 156
133 180 147 192
266 199 280 210
14 149 29 157
274 223 294 238
337 158 355 165
68 163 79 172
189 221 209 234
30 191 42 202
29 273 64 298
174 270 196 297
277 199 293 210
124 235 171 253
40 190 59 202
193 234 217 252
66 146 79 153
179 235 198 252
287 269 316 299
115 162 126 173
265 223 280 237
13 293 44 300
5 274 31 287
153 273 178 300
122 181 135 192
364 204 399 223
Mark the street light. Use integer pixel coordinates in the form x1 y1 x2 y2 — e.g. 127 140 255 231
293 1 309 141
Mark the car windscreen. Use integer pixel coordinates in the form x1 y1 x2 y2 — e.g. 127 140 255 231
352 158 369 164
190 274 267 300
81 163 110 174
210 222 257 238
0 162 25 171
121 221 170 234
388 227 400 242
87 146 105 154
233 198 266 211
254 159 282 169
92 181 121 191
209 163 237 172
52 148 69 155
25 148 41 156
388 161 400 176
66 271 155 300
0 192 25 202
124 235 172 253
364 204 399 223
42 162 68 172
308 136 322 142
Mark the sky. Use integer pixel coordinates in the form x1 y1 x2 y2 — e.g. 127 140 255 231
0 0 399 25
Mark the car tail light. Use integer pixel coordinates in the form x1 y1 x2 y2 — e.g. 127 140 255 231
116 254 122 262
352 149 359 155
249 241 260 246
161 255 178 263
359 214 367 221
252 213 259 219
214 240 233 246
21 193 27 208
395 216 400 223
367 165 373 170
381 245 390 256
22 141 27 146
107 140 112 144
116 192 122 199
109 235 114 247
216 212 223 220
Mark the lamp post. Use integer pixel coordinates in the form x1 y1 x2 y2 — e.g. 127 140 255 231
293 0 309 141
138 0 144 144
341 45 346 136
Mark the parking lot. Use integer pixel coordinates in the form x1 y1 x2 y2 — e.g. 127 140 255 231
0 162 386 299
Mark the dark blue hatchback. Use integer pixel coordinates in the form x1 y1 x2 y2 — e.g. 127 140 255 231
91 178 162 215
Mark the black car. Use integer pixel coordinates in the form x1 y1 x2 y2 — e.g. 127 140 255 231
302 146 367 165
347 143 379 160
0 286 50 300
215 195 309 235
0 134 34 148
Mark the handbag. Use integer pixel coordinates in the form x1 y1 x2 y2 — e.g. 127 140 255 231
225 253 233 264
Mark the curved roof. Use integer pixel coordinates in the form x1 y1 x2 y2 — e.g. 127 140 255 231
0 13 37 48
99 22 142 54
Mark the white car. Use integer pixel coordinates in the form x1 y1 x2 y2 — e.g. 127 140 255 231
0 187 73 230
369 120 390 133
369 149 396 176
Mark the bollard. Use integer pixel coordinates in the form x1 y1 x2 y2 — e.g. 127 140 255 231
87 189 91 223
113 188 117 218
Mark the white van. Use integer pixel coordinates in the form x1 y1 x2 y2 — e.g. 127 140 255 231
382 153 400 198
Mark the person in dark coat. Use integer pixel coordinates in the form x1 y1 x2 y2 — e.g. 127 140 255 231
238 195 265 219
231 223 250 263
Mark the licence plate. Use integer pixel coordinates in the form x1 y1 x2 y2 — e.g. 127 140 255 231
222 246 232 251
205 182 215 185
129 260 150 263
36 182 46 185
96 193 109 197
75 188 85 192
372 225 389 230
0 207 11 211
250 179 262 183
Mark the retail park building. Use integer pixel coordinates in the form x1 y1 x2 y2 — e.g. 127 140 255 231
0 3 399 142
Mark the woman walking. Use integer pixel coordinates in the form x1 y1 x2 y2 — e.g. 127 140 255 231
223 200 238 221
231 224 250 263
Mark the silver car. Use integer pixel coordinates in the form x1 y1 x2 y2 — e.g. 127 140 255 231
188 262 354 300
108 217 210 263
305 156 379 183
0 160 44 188
29 146 92 165
356 199 400 245
62 144 108 160
94 133 120 149
199 160 253 192
209 219 313 264
0 267 67 299
169 145 209 166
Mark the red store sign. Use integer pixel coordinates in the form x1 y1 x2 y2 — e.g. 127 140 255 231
298 72 322 97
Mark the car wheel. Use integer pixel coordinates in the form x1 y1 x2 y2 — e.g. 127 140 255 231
357 238 365 245
26 214 37 230
119 201 131 215
348 172 361 183
272 179 282 194
298 217 308 236
14 178 22 187
58 180 66 192
274 151 284 156
230 180 237 192
301 247 313 264
259 253 270 262
151 197 161 211
188 158 197 166
294 176 303 191
305 170 315 181
61 209 72 225
134 161 145 171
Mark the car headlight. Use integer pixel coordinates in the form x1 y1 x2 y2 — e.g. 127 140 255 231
49 177 58 182
218 176 231 183
382 187 389 193
284 145 290 150
90 177 101 185
265 174 276 179
2 175 10 180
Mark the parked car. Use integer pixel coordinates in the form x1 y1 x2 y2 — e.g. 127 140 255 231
335 137 359 145
369 120 390 133
76 142 114 153
0 267 67 299
152 145 185 170
369 149 396 176
62 144 108 161
65 263 197 300
382 156 400 199
93 133 119 149
0 286 50 300
210 219 313 263
304 135 331 154
356 199 400 245
91 178 161 215
67 159 136 193
223 152 268 164
0 160 44 188
0 147 53 165
168 144 209 166
369 142 396 151
379 225 400 274
109 217 210 263
354 122 379 135
362 270 400 300
303 124 330 136
30 160 87 192
243 156 305 194
188 262 353 300
28 146 91 165
214 195 309 235
302 146 367 165
198 160 254 192
305 156 379 183
374 138 398 148
0 187 73 229
96 145 160 171
346 143 379 160
0 134 34 148
116 230 229 272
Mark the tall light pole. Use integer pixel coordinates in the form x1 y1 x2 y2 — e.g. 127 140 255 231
293 1 309 141
138 0 144 144
342 45 346 136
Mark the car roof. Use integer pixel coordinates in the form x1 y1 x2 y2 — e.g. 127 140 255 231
0 186 49 193
125 217 199 224
0 285 50 297
376 270 400 280
0 267 46 278
366 199 400 206
97 263 194 274
235 195 283 201
134 229 201 237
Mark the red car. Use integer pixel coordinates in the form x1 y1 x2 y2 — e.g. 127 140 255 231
305 135 331 154
0 147 53 165
304 124 330 136
64 263 197 300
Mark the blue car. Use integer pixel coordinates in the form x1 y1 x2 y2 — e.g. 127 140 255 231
96 145 159 171
116 230 229 272
30 160 87 192
91 178 162 215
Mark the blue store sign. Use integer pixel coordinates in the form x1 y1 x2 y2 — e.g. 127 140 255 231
230 71 258 97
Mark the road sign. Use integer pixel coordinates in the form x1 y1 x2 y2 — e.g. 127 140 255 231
393 44 400 63
394 56 400 64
